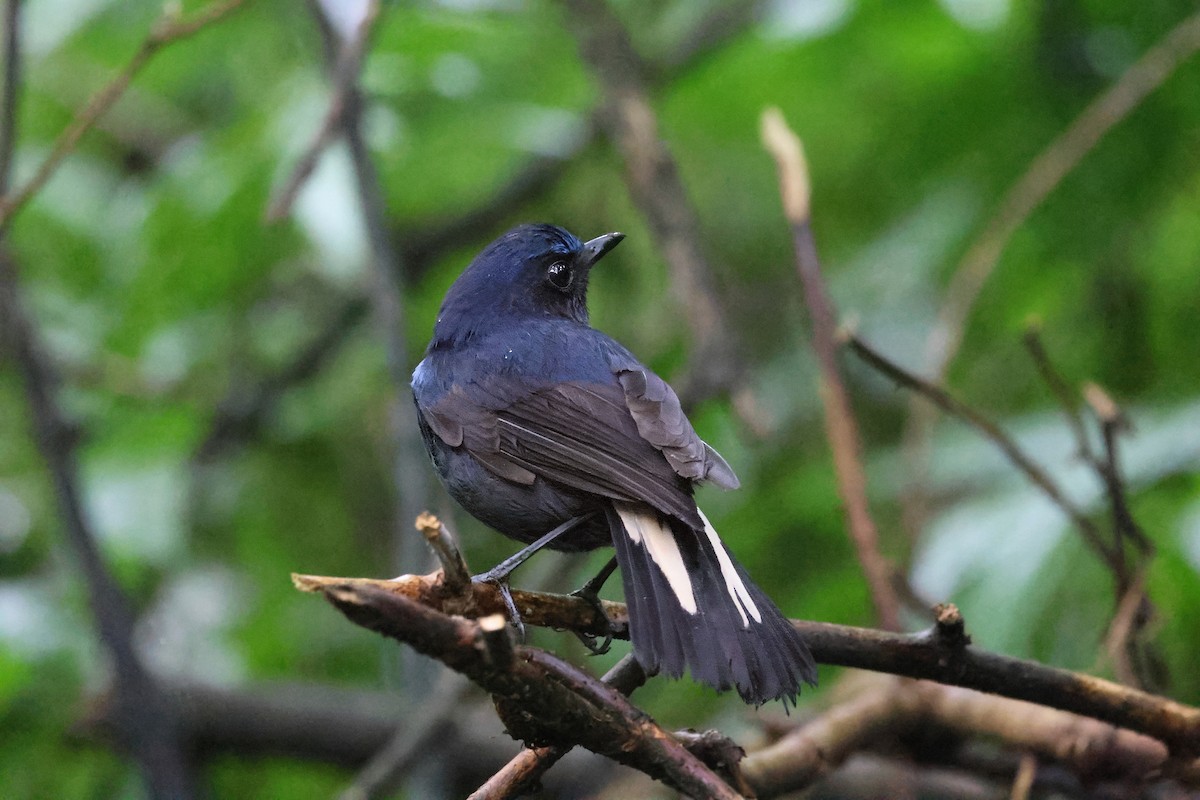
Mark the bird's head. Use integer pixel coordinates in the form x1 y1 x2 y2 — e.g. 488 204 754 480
431 223 624 346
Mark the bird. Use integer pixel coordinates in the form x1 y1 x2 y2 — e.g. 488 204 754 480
411 223 817 705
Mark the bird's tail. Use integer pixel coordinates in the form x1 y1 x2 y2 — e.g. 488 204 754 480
607 502 817 705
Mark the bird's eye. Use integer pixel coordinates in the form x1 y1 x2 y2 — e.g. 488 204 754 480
546 261 573 291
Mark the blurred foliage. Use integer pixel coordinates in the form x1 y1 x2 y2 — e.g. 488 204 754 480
1 0 1199 797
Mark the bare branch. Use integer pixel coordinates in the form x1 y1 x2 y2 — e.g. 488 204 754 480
264 0 382 222
902 8 1200 538
194 297 368 461
468 655 647 800
743 672 1182 798
0 0 249 232
414 512 471 594
311 580 744 799
843 330 1123 581
1084 382 1152 556
335 672 471 800
1021 326 1095 463
295 571 1200 756
0 260 198 796
923 8 1200 383
561 0 740 404
761 108 901 631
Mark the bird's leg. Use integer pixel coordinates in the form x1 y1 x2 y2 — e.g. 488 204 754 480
472 513 594 639
570 556 619 655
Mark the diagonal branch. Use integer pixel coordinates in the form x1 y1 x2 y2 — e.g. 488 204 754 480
312 580 744 799
0 0 249 233
761 108 901 631
264 0 381 222
0 253 198 796
922 8 1200 384
902 8 1200 539
561 0 740 405
843 330 1123 582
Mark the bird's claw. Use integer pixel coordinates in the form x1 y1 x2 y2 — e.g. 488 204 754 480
570 584 615 656
473 575 526 642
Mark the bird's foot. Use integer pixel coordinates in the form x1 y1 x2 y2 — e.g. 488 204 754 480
569 558 619 655
472 574 527 641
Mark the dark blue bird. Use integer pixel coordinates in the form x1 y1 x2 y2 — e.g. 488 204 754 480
411 223 817 705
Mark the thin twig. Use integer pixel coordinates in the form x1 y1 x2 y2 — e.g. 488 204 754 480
1102 569 1150 689
843 330 1124 581
336 672 471 800
1009 753 1036 800
761 108 900 632
561 0 740 405
0 0 249 233
1084 382 1152 556
1021 326 1095 464
902 8 1200 539
194 297 368 461
415 512 471 594
923 8 1200 383
264 0 381 222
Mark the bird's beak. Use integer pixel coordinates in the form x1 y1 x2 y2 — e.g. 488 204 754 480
580 232 625 268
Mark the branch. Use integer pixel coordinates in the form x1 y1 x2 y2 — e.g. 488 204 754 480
843 329 1124 582
1083 382 1152 556
902 8 1200 537
0 0 19 195
295 572 1200 757
467 655 648 800
307 580 744 799
0 261 198 797
561 0 741 405
264 0 381 222
194 297 368 460
741 673 1179 797
760 108 901 631
0 0 249 232
1021 326 1095 464
335 672 471 800
922 8 1200 383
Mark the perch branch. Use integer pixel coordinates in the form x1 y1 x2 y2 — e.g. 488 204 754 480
295 571 1200 757
468 655 648 800
310 580 743 799
760 107 900 631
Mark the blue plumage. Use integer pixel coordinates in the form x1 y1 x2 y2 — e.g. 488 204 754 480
412 223 816 704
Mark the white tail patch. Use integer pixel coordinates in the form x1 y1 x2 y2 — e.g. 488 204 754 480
615 503 697 614
697 508 762 627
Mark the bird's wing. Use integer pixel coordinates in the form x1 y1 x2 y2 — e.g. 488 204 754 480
615 367 739 490
417 376 705 526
